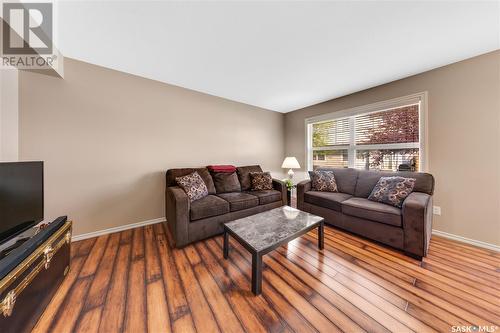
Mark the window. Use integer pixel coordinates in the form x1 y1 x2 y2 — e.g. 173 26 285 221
306 94 426 172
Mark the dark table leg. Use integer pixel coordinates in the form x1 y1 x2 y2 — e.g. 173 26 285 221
318 221 324 250
251 253 262 295
223 230 229 259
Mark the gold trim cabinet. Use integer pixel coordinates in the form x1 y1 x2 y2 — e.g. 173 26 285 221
0 218 71 333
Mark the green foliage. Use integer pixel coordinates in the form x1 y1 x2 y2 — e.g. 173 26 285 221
312 122 330 147
282 178 296 190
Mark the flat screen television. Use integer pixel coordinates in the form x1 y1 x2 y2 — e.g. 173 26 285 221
0 161 44 244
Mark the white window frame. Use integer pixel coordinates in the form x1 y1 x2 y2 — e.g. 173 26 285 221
305 92 428 172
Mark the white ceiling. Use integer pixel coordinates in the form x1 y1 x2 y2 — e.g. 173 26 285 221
56 1 500 113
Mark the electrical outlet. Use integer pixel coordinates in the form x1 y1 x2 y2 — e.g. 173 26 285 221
433 206 441 215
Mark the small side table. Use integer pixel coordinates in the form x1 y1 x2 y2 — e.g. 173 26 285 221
285 185 296 206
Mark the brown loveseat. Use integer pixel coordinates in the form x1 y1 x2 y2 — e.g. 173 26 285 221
165 165 286 248
297 168 434 258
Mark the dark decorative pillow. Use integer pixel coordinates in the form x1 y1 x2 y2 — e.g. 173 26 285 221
175 171 208 202
311 171 338 192
212 172 242 193
368 176 416 208
236 165 263 191
250 172 273 191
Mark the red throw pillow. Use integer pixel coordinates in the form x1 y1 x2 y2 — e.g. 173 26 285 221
207 165 237 173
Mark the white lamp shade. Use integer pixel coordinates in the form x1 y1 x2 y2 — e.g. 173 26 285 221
281 157 300 169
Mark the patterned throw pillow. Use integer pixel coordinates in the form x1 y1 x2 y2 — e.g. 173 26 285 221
368 176 416 208
311 171 338 192
175 171 208 202
250 172 273 191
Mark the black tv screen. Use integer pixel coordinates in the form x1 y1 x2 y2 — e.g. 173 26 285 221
0 162 44 243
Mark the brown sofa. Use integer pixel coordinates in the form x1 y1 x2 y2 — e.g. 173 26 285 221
297 168 434 258
165 165 286 248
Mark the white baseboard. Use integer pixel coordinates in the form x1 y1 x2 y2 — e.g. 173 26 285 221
71 217 166 242
432 229 500 252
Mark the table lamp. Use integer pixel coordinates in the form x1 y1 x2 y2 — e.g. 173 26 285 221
281 157 300 179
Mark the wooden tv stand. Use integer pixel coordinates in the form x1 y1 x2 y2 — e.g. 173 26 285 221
0 217 71 333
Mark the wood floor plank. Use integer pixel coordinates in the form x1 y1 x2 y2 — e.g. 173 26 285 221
421 260 500 295
79 235 109 278
184 246 245 333
172 241 220 333
33 222 500 333
304 232 496 327
84 232 121 309
223 237 345 333
147 279 172 333
72 238 96 258
334 231 421 266
153 223 197 333
283 240 408 310
297 234 473 328
414 279 500 325
427 249 500 277
322 229 500 311
123 228 147 333
430 242 500 267
406 303 451 333
200 240 289 331
50 277 92 333
205 238 317 333
423 254 500 284
272 245 435 333
432 236 498 257
145 224 163 283
74 307 103 333
98 238 131 333
268 248 384 333
145 225 171 333
194 242 278 333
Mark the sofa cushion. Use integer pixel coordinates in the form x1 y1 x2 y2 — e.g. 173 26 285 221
250 172 273 191
354 170 434 198
310 170 338 192
304 191 352 212
342 197 402 227
246 190 282 205
237 165 263 191
212 172 241 193
368 176 416 208
166 168 216 194
175 172 209 202
190 195 230 221
310 168 358 195
217 192 259 212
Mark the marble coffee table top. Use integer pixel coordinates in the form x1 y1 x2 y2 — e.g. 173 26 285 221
224 206 323 253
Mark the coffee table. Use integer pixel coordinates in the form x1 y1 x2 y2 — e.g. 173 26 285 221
223 206 324 295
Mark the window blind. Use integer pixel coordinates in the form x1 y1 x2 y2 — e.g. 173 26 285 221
312 118 350 148
309 102 421 172
355 105 419 145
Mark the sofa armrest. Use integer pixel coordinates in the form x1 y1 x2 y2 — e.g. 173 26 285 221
296 180 312 210
165 186 190 248
402 192 433 258
272 179 287 205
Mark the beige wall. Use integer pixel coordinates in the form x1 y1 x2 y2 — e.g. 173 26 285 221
285 50 500 246
19 58 285 236
0 67 19 161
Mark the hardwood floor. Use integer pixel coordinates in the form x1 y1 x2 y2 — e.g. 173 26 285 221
33 223 500 333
